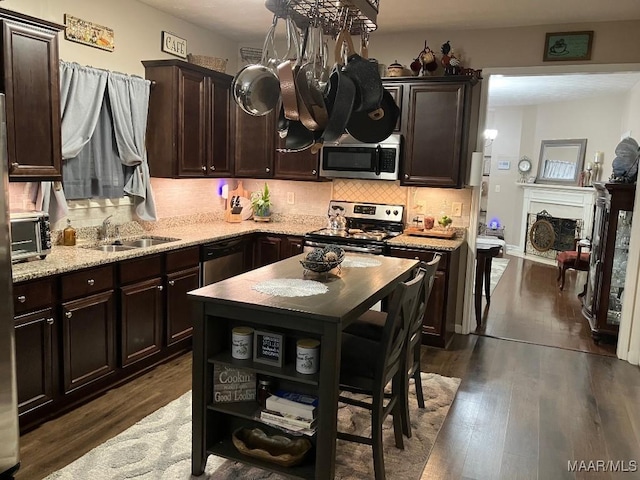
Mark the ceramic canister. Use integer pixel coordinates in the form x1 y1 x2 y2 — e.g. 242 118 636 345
296 338 320 374
231 326 254 359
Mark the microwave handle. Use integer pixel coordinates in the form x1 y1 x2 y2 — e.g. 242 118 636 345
375 145 381 176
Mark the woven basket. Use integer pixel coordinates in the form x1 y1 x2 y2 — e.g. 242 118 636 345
186 54 228 73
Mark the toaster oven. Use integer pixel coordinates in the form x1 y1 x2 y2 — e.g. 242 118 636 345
10 211 52 263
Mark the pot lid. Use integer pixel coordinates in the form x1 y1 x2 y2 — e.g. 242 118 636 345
388 60 403 68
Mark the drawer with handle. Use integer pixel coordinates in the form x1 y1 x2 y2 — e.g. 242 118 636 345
13 278 55 315
61 265 115 301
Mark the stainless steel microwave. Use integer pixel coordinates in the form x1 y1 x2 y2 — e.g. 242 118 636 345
10 211 52 263
320 134 402 181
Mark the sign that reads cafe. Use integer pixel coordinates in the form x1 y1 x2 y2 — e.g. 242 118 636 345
213 365 256 403
161 31 187 58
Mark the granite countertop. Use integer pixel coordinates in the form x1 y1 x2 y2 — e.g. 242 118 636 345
12 219 466 283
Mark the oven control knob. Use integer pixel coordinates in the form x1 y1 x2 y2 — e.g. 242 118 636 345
386 209 391 215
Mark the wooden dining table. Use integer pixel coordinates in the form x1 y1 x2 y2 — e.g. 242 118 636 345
188 253 419 479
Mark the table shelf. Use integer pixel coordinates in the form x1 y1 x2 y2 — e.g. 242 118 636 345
209 352 320 386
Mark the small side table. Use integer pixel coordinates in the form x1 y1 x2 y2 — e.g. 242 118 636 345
475 238 506 328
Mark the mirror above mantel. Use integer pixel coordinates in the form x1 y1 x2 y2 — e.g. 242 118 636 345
535 138 587 186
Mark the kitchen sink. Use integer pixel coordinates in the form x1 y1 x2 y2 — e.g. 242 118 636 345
86 244 139 253
119 236 180 248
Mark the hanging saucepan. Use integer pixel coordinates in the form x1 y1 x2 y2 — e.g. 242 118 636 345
346 33 399 143
279 25 316 152
295 22 328 133
341 31 383 115
232 14 281 117
309 30 356 153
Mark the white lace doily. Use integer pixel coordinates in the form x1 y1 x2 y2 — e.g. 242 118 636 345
341 256 382 268
252 279 329 297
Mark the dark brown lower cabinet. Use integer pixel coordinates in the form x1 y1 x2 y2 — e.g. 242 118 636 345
120 278 163 367
119 255 164 367
61 290 116 394
253 234 304 268
14 308 55 415
166 266 200 346
387 246 461 348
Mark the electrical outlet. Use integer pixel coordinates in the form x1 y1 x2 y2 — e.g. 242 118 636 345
451 202 462 217
286 192 295 205
495 184 501 193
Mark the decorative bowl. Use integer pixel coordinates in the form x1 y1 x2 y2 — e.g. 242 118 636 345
300 246 345 273
232 427 312 467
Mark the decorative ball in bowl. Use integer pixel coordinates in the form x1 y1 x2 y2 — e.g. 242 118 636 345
300 246 345 273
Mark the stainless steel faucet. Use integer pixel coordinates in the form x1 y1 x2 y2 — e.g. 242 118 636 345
100 215 113 241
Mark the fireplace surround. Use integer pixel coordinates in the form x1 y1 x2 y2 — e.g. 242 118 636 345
519 184 596 259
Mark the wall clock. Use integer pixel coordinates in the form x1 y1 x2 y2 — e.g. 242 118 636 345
518 157 532 182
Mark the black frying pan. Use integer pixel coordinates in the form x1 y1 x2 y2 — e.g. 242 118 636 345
346 88 399 143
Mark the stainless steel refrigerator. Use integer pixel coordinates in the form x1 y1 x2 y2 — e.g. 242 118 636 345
0 93 20 477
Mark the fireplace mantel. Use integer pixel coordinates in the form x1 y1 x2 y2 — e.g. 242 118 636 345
517 183 596 254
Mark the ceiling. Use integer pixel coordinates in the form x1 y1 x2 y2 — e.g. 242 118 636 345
136 0 640 106
138 0 640 42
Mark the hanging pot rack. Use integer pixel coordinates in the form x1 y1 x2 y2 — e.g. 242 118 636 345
265 0 379 37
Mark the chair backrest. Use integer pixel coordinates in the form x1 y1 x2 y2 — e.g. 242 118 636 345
407 255 441 354
376 267 426 388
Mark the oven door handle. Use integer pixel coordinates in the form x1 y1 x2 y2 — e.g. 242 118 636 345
305 240 383 255
374 145 381 176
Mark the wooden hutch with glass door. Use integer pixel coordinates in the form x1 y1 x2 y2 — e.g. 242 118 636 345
582 182 635 343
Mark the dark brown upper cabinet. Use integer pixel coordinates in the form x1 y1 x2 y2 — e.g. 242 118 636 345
232 105 275 178
143 59 233 178
383 77 480 188
1 8 63 181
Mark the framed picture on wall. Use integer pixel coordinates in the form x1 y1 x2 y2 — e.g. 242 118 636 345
543 31 593 62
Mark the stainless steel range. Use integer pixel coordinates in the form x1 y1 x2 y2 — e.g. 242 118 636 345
304 200 405 255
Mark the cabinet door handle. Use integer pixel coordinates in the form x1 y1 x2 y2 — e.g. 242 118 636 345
312 169 317 175
17 295 26 303
404 173 409 179
265 167 270 173
210 165 215 171
168 280 175 286
87 279 95 286
46 318 54 325
157 285 164 291
11 162 19 169
202 166 207 172
65 311 72 318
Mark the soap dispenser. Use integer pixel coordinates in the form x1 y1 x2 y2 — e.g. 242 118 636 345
63 219 76 246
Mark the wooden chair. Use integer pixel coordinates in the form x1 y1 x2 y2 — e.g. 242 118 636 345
556 239 590 291
343 257 440 438
338 267 425 480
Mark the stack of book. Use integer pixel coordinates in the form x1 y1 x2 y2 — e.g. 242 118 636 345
259 391 318 435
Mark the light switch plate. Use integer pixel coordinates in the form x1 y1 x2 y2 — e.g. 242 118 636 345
451 202 462 217
287 192 295 204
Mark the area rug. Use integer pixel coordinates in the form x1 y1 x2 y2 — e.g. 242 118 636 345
489 258 509 294
44 373 460 480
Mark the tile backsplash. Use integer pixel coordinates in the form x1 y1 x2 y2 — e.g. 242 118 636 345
8 178 472 229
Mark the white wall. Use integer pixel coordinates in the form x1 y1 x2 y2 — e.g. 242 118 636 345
1 0 239 76
485 93 629 248
623 81 640 137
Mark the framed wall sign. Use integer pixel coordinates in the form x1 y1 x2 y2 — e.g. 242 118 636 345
64 14 114 52
161 31 187 59
543 31 593 62
253 330 284 367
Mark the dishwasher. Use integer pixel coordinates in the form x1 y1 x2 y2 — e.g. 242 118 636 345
201 238 247 286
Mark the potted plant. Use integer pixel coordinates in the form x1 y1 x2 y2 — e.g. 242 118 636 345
251 183 271 222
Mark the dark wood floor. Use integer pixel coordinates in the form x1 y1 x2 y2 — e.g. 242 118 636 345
476 254 617 356
17 255 638 479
